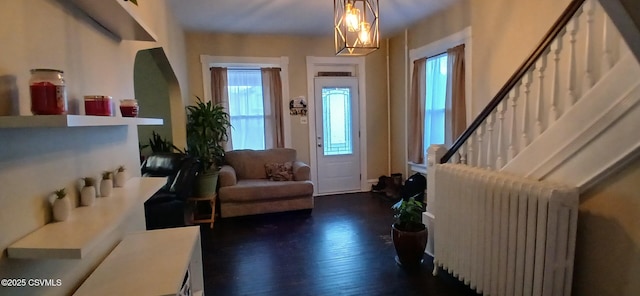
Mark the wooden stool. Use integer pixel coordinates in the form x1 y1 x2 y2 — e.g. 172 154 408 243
188 194 217 228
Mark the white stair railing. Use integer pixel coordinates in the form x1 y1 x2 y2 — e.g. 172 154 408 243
444 0 629 170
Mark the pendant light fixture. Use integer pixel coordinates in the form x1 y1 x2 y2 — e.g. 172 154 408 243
334 0 379 56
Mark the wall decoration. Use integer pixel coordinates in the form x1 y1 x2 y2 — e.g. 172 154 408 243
289 96 308 116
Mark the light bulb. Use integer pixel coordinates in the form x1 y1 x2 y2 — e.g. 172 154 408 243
358 22 371 44
345 4 360 32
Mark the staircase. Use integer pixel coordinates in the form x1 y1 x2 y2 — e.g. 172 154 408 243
425 0 640 259
434 0 639 190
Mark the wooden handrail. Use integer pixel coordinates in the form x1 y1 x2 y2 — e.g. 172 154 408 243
441 0 586 164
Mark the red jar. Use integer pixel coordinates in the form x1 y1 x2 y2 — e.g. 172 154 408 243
84 95 113 116
119 99 139 117
29 69 67 115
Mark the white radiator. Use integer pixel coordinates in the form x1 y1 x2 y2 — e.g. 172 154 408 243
433 164 579 296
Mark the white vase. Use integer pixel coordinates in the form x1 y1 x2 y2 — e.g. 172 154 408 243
100 179 113 197
53 197 71 222
114 171 127 187
80 186 96 206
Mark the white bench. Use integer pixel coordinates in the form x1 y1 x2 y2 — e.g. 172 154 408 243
74 226 204 296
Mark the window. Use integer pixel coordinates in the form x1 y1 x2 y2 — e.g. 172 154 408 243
227 69 265 150
407 27 470 169
423 53 448 156
201 56 290 151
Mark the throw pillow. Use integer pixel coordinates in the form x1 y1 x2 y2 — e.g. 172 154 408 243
265 162 294 181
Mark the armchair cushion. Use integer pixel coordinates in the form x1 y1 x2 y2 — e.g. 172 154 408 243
219 179 313 202
292 161 310 181
265 161 294 181
225 148 296 180
218 165 237 187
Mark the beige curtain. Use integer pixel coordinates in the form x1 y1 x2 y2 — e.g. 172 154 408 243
408 58 427 164
210 67 228 106
446 44 467 145
261 68 285 148
210 67 232 150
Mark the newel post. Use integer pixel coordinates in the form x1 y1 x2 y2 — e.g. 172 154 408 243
425 144 447 258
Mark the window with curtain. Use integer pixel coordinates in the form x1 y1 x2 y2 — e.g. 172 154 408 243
423 53 448 156
407 42 466 165
227 69 266 150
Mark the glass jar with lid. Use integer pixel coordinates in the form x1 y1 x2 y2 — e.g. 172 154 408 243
29 68 67 115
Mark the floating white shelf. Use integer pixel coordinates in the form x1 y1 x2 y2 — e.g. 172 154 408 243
70 0 157 41
7 177 166 259
73 227 203 296
0 115 163 129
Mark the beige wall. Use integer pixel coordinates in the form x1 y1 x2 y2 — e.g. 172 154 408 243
388 0 471 174
573 156 640 296
0 0 187 294
185 32 389 179
135 50 173 150
470 0 571 117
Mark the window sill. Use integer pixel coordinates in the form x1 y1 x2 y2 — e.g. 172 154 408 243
408 162 427 174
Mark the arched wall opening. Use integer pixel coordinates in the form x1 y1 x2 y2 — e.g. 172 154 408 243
134 47 186 155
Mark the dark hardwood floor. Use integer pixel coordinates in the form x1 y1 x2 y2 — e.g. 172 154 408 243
199 192 479 296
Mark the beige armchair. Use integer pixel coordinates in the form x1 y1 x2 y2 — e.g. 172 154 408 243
217 148 314 218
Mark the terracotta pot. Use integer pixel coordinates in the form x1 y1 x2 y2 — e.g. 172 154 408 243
392 223 428 268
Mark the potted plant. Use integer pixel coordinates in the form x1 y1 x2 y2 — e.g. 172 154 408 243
80 177 97 206
147 131 182 154
114 165 127 187
186 96 231 197
391 193 427 268
52 188 71 222
100 171 113 197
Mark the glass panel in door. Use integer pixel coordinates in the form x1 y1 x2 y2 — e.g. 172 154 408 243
322 87 353 156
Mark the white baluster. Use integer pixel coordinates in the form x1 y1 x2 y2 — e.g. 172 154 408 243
507 83 520 161
602 12 613 72
535 55 547 138
583 0 595 93
476 126 484 169
496 101 506 169
467 134 475 167
486 114 494 170
566 14 579 106
549 36 562 124
521 71 532 148
460 143 467 165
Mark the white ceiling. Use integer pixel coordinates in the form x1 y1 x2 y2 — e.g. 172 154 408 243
167 0 460 37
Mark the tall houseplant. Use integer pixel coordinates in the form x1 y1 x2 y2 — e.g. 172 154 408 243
186 97 231 197
391 193 428 268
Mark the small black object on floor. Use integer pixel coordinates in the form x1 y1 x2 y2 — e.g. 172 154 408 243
198 192 479 296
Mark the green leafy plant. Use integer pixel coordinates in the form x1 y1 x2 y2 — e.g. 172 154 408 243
148 131 182 153
186 96 231 173
54 188 67 200
102 171 112 180
392 193 425 232
83 177 96 187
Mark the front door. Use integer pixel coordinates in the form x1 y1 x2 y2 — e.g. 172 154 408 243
314 77 361 194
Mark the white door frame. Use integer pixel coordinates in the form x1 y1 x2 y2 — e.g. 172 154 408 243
306 56 368 195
